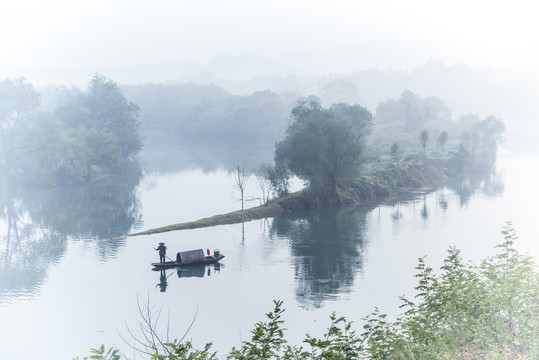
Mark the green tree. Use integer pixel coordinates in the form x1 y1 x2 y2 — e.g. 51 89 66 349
400 89 423 130
228 300 288 360
17 112 81 185
74 74 142 159
437 130 448 151
275 100 373 204
422 96 451 128
320 79 359 106
375 98 404 126
54 74 143 183
261 162 290 198
360 223 539 359
470 115 505 168
0 77 40 177
390 142 400 166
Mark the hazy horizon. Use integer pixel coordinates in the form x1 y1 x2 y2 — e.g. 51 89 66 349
2 0 538 86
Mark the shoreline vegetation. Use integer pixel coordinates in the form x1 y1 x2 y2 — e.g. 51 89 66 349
130 96 504 237
128 161 447 236
84 224 539 359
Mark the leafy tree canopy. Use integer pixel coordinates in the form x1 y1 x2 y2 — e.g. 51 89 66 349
2 75 142 186
275 100 373 204
376 89 451 131
0 78 40 175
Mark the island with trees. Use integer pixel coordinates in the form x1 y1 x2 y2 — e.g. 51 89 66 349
127 86 504 235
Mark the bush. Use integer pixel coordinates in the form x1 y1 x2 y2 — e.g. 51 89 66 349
361 222 539 359
81 223 539 359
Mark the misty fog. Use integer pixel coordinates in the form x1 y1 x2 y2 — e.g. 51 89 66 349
2 1 539 359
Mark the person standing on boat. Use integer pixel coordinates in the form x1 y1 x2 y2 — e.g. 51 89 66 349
156 242 167 263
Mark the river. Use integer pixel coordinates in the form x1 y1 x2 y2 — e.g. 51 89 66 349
0 149 538 359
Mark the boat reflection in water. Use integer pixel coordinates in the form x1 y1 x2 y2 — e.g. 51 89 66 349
154 263 223 292
177 262 223 278
151 248 224 269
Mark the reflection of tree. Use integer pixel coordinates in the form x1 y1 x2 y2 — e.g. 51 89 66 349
391 203 403 222
270 206 370 309
0 224 67 304
0 164 142 303
19 163 142 242
438 190 449 211
446 165 504 207
421 195 429 220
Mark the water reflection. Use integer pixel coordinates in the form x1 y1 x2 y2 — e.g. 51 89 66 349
446 166 504 206
0 165 142 303
271 206 372 309
153 263 223 292
384 163 504 225
0 229 67 304
177 263 223 278
21 167 143 242
140 143 274 174
439 193 449 211
157 270 172 292
270 162 505 309
421 195 429 220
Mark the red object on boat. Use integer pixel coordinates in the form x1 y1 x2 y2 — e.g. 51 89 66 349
207 249 210 255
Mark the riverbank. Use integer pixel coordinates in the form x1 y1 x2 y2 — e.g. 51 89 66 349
128 161 447 236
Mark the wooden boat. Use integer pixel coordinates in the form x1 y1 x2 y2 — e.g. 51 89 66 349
152 248 224 269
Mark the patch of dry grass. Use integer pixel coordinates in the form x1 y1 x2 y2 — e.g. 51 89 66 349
128 204 284 236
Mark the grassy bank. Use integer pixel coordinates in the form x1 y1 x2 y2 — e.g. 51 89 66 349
128 160 447 236
128 203 285 236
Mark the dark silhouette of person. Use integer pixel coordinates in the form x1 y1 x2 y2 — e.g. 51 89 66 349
156 242 167 263
158 270 168 292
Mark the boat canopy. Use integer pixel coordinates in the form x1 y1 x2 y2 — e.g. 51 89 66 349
176 249 205 264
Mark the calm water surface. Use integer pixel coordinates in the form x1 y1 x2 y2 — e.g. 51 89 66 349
0 150 538 359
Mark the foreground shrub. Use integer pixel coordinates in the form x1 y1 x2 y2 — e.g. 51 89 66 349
79 222 539 359
361 222 539 359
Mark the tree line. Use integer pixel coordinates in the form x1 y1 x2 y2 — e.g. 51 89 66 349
255 90 504 207
121 83 293 161
1 75 504 195
0 75 142 186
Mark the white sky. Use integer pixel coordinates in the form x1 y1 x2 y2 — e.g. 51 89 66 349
1 0 538 76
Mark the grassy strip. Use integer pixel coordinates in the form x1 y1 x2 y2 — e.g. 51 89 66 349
128 203 285 236
129 161 449 237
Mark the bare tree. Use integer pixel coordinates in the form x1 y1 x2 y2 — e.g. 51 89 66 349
233 164 250 210
118 294 215 359
255 164 272 205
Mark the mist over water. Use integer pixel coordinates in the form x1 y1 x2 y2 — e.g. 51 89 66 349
2 1 539 358
1 146 538 358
